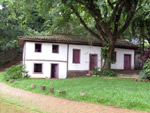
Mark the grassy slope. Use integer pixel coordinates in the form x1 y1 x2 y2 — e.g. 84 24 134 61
0 72 150 112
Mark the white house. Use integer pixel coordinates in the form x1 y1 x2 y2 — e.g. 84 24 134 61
18 35 138 79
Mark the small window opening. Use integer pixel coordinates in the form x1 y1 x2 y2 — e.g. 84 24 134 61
34 64 42 73
35 44 41 52
52 45 59 53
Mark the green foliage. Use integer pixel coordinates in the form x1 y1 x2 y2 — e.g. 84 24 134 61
100 69 117 77
5 64 28 79
139 59 150 79
0 40 22 66
101 44 110 59
92 67 99 75
131 1 150 46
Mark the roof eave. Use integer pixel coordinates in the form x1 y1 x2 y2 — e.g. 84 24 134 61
18 38 25 48
18 38 138 50
115 45 138 50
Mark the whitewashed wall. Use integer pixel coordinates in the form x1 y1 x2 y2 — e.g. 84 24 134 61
111 48 135 70
25 61 67 78
68 44 101 71
23 42 67 78
25 42 67 61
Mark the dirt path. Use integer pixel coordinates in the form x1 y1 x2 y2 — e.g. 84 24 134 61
0 101 35 113
0 82 149 113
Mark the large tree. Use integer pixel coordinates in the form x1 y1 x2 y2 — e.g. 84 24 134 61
52 0 144 69
64 0 145 69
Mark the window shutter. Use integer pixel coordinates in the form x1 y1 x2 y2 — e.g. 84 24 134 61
113 52 117 62
73 49 80 63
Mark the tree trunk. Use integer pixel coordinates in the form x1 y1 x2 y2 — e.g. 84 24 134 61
102 37 117 70
142 37 145 55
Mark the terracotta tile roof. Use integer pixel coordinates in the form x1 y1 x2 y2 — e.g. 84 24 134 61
19 35 101 44
18 35 138 49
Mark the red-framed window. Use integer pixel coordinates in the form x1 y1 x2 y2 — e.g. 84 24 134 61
52 45 59 53
73 49 80 63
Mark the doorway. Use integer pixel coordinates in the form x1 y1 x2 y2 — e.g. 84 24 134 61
124 54 131 70
51 64 59 78
90 54 98 70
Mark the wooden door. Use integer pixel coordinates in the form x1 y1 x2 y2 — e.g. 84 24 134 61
124 54 131 70
51 64 59 78
90 54 98 70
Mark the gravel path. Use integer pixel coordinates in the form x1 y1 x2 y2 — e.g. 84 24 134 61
0 82 148 113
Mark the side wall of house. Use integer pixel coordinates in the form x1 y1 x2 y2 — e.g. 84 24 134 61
23 42 67 78
111 48 135 70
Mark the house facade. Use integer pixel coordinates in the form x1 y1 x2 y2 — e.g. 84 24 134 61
18 35 137 78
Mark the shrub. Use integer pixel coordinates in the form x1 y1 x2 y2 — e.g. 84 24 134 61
5 64 28 79
138 59 150 79
92 67 99 75
100 69 117 77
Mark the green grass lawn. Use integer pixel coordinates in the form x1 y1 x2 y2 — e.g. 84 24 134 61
0 72 150 112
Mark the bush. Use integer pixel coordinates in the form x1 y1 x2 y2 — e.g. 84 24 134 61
138 59 150 79
92 67 99 75
100 69 117 77
5 64 28 79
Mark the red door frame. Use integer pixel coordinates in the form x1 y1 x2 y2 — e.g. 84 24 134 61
89 54 98 70
51 64 59 78
124 54 131 70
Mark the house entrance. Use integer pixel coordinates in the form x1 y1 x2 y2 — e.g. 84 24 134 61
90 54 98 70
51 64 59 78
124 54 131 70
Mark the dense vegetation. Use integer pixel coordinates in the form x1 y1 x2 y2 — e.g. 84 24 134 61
139 59 150 79
100 69 117 77
5 64 28 79
0 0 50 66
0 72 150 112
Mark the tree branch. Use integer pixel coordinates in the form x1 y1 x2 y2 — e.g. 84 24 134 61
118 1 138 36
73 0 109 42
75 0 102 21
113 1 127 34
109 0 124 24
95 21 108 42
107 0 114 9
70 5 100 39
